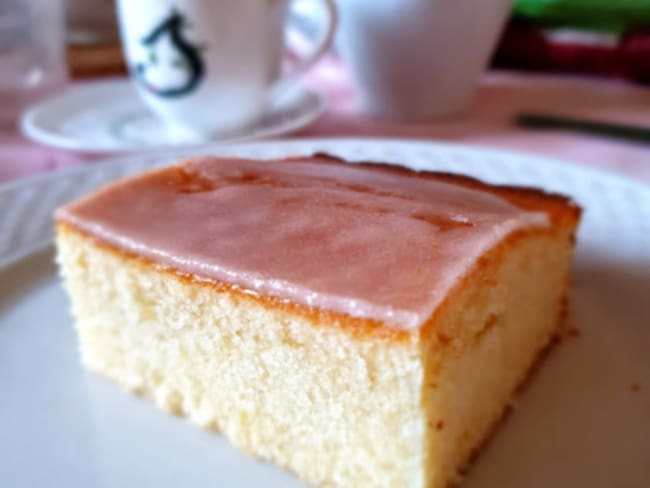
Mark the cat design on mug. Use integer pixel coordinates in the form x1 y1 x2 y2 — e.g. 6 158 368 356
118 0 336 135
134 9 205 98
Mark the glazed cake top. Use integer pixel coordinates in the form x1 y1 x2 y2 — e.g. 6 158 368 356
57 156 549 330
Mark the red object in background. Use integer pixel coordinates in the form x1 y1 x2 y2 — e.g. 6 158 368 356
620 28 650 84
493 20 650 85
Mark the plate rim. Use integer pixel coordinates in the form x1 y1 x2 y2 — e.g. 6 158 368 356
2 137 649 193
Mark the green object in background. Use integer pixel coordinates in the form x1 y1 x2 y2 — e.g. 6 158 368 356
514 0 650 30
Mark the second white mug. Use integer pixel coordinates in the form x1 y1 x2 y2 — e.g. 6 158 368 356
335 0 512 121
117 0 336 139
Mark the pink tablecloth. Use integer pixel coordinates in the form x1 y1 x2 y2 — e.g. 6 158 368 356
2 61 650 185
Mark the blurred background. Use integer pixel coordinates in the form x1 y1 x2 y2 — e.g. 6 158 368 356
2 0 650 183
60 0 650 84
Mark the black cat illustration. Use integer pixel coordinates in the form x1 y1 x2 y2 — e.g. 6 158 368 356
134 9 205 98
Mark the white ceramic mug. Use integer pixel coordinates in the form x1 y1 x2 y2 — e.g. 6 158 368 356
117 0 336 139
335 0 512 121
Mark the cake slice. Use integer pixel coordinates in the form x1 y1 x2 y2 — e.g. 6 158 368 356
55 154 580 487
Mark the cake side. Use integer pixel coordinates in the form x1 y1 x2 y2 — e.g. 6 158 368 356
56 223 425 487
421 225 576 487
56 216 577 488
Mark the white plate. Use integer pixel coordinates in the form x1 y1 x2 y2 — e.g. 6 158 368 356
1 139 648 488
20 79 325 153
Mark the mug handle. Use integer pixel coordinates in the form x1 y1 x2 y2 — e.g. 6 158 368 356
270 0 338 98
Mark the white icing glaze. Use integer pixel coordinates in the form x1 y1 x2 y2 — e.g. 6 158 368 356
57 156 549 329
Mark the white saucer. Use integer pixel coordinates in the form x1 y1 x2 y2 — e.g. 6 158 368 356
20 79 326 153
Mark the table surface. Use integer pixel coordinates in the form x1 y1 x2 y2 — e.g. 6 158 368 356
2 59 650 186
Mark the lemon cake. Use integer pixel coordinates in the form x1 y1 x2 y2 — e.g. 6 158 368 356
55 154 580 487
